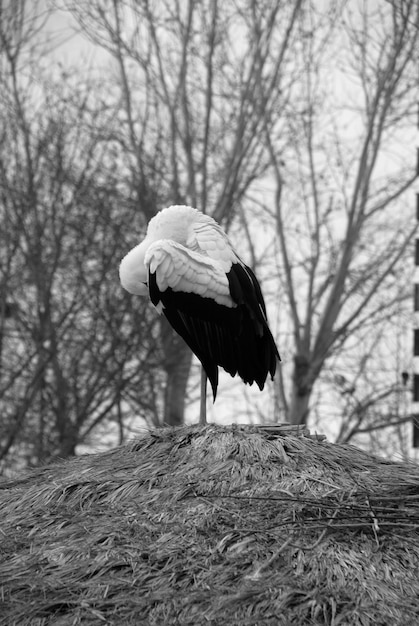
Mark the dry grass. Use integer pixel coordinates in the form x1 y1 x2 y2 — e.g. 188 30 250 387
1 424 419 625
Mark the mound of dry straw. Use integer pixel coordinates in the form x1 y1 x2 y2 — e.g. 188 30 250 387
1 424 419 625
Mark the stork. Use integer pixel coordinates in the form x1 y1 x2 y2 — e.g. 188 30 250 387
119 205 280 424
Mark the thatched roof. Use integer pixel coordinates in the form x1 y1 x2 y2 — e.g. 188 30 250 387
1 424 419 625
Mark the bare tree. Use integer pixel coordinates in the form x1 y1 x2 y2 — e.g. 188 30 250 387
264 0 418 426
40 0 419 450
0 1 164 471
64 0 305 424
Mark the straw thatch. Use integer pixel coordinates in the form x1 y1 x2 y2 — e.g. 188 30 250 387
1 424 419 625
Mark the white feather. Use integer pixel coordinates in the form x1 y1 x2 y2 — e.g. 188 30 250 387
119 239 149 295
187 214 238 272
145 240 236 308
120 205 240 301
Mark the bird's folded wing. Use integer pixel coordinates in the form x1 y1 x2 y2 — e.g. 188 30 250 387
145 240 236 308
187 217 239 272
188 217 270 321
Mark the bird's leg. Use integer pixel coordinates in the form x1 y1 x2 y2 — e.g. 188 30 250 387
199 367 207 425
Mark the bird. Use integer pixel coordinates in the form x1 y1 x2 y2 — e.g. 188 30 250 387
119 205 280 424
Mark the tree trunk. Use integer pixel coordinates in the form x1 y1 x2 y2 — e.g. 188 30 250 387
288 354 314 425
160 318 193 426
57 424 78 458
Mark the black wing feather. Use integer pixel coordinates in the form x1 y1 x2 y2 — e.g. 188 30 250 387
149 262 280 399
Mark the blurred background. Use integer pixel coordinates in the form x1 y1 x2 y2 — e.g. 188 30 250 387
1 0 418 472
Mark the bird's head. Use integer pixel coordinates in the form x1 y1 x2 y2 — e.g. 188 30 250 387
119 205 199 295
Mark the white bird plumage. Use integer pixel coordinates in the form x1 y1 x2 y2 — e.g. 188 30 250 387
146 241 234 308
119 205 280 422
